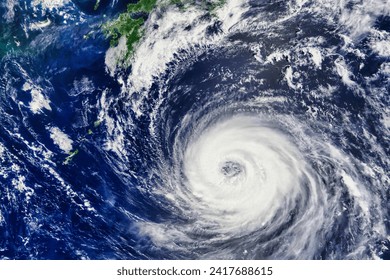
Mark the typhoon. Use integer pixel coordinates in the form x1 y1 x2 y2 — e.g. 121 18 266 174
0 0 389 260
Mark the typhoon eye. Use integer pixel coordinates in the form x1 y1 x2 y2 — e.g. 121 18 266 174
220 161 243 177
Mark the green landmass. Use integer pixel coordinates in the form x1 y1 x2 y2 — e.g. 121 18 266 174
61 119 103 164
103 0 158 60
127 0 159 12
103 0 227 61
63 149 79 165
93 120 102 127
94 0 101 11
206 0 227 12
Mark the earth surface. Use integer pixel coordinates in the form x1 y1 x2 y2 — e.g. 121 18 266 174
0 0 389 259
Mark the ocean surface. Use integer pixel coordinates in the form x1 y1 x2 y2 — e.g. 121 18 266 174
0 0 389 259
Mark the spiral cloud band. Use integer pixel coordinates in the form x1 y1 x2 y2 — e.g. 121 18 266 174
183 116 309 233
111 0 389 259
136 105 384 259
